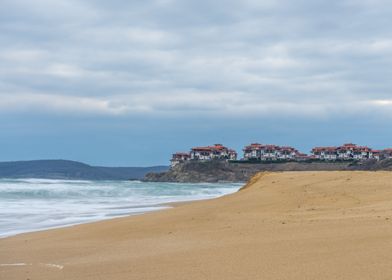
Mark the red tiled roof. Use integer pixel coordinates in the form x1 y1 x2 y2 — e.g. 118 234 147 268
173 152 190 156
312 147 338 152
191 144 234 152
244 143 301 153
312 143 378 155
192 146 225 151
243 143 264 150
343 143 357 147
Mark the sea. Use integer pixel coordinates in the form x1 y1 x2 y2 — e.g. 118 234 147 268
0 178 242 238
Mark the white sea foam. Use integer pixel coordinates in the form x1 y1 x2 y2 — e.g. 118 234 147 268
40 263 64 270
0 263 30 267
0 263 64 270
0 179 241 238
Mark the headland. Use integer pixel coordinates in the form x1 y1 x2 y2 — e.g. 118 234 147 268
144 159 392 182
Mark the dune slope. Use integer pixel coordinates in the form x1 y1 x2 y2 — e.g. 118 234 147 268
2 171 392 279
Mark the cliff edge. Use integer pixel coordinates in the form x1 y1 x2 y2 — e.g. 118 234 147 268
144 159 392 183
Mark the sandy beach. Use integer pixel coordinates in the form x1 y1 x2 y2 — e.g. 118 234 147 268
2 171 392 279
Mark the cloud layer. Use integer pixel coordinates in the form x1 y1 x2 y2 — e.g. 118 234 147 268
1 0 392 118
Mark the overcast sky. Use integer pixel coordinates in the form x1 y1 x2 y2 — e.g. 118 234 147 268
1 0 392 166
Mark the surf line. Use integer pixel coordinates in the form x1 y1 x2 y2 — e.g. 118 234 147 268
0 263 64 270
0 263 31 267
40 263 64 270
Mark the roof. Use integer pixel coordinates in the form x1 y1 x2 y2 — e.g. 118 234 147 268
312 147 338 152
312 144 373 153
342 143 357 147
191 144 232 152
173 152 190 156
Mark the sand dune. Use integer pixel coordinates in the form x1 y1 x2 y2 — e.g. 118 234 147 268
2 171 392 279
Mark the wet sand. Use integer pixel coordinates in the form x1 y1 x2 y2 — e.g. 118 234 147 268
2 171 392 279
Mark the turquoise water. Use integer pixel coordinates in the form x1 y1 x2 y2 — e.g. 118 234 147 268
0 179 242 237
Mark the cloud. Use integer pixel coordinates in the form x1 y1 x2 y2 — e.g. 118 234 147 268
372 100 392 106
0 93 128 116
1 90 391 120
1 0 392 119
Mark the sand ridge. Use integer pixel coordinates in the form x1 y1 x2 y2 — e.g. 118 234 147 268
2 171 392 279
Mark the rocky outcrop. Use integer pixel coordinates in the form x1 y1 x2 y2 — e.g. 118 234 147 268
143 159 392 183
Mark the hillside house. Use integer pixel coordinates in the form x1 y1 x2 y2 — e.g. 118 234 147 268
190 144 237 161
243 143 301 161
372 150 382 161
312 144 376 161
311 147 338 160
170 152 191 167
382 149 392 159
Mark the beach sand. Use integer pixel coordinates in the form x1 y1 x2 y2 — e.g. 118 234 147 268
2 171 392 279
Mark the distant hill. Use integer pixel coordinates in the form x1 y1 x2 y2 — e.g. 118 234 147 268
0 160 169 180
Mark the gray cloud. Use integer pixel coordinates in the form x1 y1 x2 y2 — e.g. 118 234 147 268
1 0 392 118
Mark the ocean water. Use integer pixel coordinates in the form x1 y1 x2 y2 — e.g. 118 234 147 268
0 179 242 238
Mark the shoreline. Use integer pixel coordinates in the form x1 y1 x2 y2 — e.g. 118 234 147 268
0 180 241 239
2 171 392 279
1 190 240 240
0 200 200 240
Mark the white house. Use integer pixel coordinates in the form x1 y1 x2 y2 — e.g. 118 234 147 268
190 144 237 161
382 149 392 159
243 143 301 161
311 147 339 160
170 152 191 167
312 144 376 161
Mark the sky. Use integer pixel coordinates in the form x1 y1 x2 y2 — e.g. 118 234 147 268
1 0 392 166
